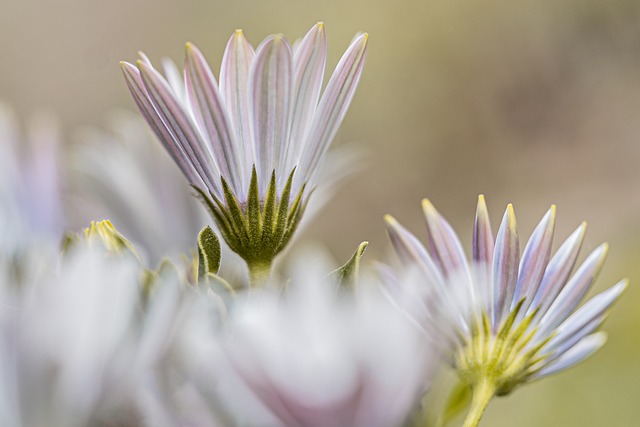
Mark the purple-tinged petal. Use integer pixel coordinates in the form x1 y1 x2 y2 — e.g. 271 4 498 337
473 195 494 268
421 199 469 279
472 195 494 319
384 214 445 288
185 43 241 193
137 60 220 197
249 35 293 196
541 279 625 357
297 33 368 189
528 222 586 315
120 61 202 188
537 243 608 333
220 29 255 191
492 204 520 327
161 58 188 107
284 22 327 174
513 206 556 313
532 332 607 379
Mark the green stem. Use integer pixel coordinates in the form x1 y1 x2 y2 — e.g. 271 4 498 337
247 260 272 288
462 379 495 427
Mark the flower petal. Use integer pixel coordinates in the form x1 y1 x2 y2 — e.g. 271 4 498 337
284 22 327 175
137 60 220 197
538 243 608 332
544 279 625 354
422 199 469 279
249 35 293 196
513 206 556 313
384 214 444 287
528 222 586 315
120 61 202 188
297 33 368 189
185 43 241 193
219 29 255 193
472 195 494 268
532 332 607 379
492 204 520 326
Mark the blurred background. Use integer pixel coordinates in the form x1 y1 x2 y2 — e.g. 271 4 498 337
1 0 639 425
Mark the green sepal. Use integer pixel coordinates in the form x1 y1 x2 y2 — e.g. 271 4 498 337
197 225 221 279
220 176 250 246
261 171 278 246
247 166 262 242
331 241 369 288
273 168 295 245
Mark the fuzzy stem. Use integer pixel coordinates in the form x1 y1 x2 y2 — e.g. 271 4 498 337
462 378 495 427
247 259 272 288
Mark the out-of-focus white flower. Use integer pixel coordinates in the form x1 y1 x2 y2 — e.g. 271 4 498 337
384 196 626 426
223 248 432 427
70 110 209 263
0 102 64 251
120 23 368 270
0 241 226 426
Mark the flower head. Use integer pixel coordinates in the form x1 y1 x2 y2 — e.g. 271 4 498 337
120 23 368 267
384 196 626 423
223 248 432 427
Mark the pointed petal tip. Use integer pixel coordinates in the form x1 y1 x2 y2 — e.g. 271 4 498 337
476 194 489 214
384 214 398 226
235 29 244 35
421 198 437 215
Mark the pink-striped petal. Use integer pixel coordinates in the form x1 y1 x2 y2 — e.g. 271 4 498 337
384 214 445 288
284 22 327 174
220 29 255 192
538 243 609 333
120 61 202 188
513 206 556 312
249 35 293 196
528 222 586 315
185 43 241 193
532 332 607 379
421 199 469 278
473 194 494 268
137 60 220 197
543 279 625 356
492 204 520 326
297 33 368 189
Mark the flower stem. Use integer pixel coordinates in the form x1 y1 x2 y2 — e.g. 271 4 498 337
462 378 495 427
247 260 272 288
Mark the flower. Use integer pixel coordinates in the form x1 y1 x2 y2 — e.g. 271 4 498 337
384 195 626 426
120 23 368 272
0 102 64 252
222 248 432 427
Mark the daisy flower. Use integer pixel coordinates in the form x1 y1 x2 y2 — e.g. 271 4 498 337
384 195 626 427
120 23 368 283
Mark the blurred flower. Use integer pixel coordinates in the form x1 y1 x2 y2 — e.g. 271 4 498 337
0 237 227 426
120 23 368 277
384 196 626 426
0 102 64 252
70 110 209 264
223 248 432 427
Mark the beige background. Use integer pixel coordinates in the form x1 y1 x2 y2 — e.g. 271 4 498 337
1 0 639 425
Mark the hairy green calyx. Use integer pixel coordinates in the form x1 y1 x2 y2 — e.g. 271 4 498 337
195 167 308 281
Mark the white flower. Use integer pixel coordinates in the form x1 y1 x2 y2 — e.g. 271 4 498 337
384 196 626 425
223 248 432 427
0 102 64 251
121 23 368 267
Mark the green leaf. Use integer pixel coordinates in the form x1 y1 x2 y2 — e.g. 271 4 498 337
197 226 221 278
437 382 472 427
332 241 369 288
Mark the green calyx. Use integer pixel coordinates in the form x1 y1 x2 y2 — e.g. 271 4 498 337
194 166 308 274
455 301 550 398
